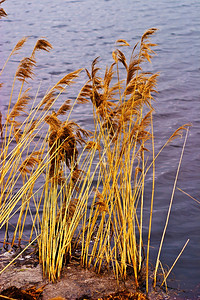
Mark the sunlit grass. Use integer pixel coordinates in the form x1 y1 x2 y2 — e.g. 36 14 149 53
0 21 190 295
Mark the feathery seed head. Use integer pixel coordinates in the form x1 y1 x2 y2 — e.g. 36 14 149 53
55 69 83 90
12 37 28 55
32 39 52 58
8 88 31 119
19 152 42 175
116 39 130 47
39 90 56 110
16 57 36 82
44 114 62 131
56 100 71 116
0 8 7 19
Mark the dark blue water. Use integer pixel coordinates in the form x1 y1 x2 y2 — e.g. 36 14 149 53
0 0 200 297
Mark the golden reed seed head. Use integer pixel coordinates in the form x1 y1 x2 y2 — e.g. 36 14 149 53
39 90 56 110
32 39 53 58
56 100 71 116
55 68 83 90
0 0 6 19
141 28 158 42
115 39 130 47
0 8 7 19
16 57 36 82
12 37 28 55
8 88 31 119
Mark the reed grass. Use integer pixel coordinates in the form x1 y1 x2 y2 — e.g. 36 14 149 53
0 25 190 295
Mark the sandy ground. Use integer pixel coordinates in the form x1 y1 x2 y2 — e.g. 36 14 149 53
0 247 138 299
0 247 173 300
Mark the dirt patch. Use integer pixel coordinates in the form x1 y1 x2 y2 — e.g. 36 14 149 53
0 247 170 300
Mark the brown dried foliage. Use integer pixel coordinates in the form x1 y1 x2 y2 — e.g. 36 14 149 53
0 7 7 19
19 152 42 175
45 114 90 181
12 37 28 55
32 38 53 58
76 81 92 104
56 99 71 116
39 90 56 110
116 39 130 47
55 68 83 91
16 57 36 82
8 88 31 119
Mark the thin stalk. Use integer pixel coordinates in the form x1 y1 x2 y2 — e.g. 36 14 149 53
160 239 190 288
146 109 155 294
153 129 189 287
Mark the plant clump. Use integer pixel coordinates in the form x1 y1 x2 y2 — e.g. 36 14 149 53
0 25 190 296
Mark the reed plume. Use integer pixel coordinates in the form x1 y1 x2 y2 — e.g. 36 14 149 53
8 88 31 119
0 8 6 19
0 0 6 20
16 57 36 82
12 37 28 55
32 39 53 58
56 99 71 116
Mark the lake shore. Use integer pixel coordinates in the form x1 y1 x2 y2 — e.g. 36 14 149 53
0 247 170 300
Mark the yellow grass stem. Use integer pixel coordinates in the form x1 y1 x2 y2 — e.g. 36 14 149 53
0 235 39 275
153 129 189 288
146 109 155 294
160 239 190 288
177 187 200 205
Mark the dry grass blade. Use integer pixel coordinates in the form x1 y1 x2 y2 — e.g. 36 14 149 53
126 57 141 85
160 239 190 288
141 28 158 42
19 152 42 175
39 90 56 110
168 124 191 142
153 129 189 287
56 99 71 116
32 38 53 58
16 57 36 82
12 37 28 55
177 187 200 205
116 49 128 69
76 81 92 104
55 68 83 90
8 88 31 119
0 7 7 19
116 39 130 47
44 113 62 131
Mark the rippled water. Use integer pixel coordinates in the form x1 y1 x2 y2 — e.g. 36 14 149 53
0 0 200 297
